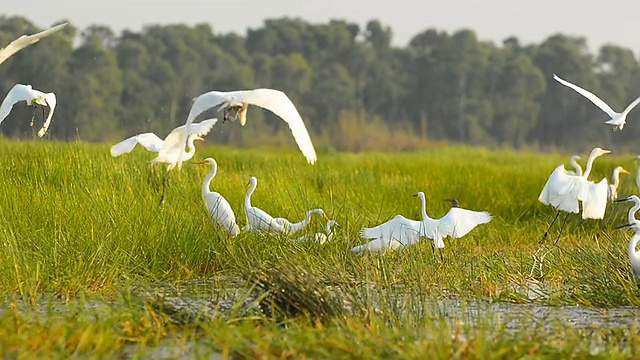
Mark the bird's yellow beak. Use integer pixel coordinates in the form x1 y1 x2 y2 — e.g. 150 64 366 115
195 160 207 165
602 149 611 154
621 168 630 175
194 136 204 141
323 214 330 221
245 181 251 187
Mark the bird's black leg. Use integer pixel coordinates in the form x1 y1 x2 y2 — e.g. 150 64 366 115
29 107 36 127
222 107 228 123
159 171 168 207
541 210 561 243
552 212 571 246
439 248 444 262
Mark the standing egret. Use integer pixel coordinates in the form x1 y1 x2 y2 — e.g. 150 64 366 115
0 22 68 65
608 166 630 202
243 176 287 233
295 220 341 244
273 208 330 235
553 74 640 131
567 155 583 176
614 195 640 286
0 84 56 137
179 88 317 167
196 158 239 237
110 118 217 205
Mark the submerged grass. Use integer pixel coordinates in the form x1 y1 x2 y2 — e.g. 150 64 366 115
1 138 640 357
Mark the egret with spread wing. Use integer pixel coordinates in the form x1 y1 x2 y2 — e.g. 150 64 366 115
196 158 239 237
0 84 56 137
111 118 217 204
179 88 317 167
553 74 640 131
0 22 68 64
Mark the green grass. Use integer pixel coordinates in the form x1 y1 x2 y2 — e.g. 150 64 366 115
1 139 640 358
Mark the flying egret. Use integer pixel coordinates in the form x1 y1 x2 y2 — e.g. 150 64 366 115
243 176 287 234
196 158 239 237
553 73 640 131
0 22 68 65
567 155 583 176
110 118 217 205
608 166 630 202
295 220 341 244
273 208 330 235
614 195 640 286
0 84 56 137
179 88 317 167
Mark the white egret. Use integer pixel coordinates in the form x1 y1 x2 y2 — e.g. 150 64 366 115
110 118 217 204
273 208 330 235
636 156 640 193
0 84 56 137
608 166 630 202
614 195 640 286
0 22 68 65
243 176 287 234
295 220 341 244
567 155 583 176
179 88 317 167
553 74 640 131
196 158 239 237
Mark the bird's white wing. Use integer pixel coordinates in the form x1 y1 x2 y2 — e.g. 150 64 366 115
622 96 640 116
179 93 229 167
37 92 57 137
165 118 218 148
538 165 581 213
0 22 68 64
110 133 164 156
553 74 617 117
0 84 35 125
580 178 609 220
437 207 493 239
360 215 422 246
236 89 317 164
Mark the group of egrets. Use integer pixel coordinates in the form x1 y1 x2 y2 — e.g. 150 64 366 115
3 24 640 274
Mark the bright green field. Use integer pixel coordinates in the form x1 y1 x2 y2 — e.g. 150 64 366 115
2 139 640 359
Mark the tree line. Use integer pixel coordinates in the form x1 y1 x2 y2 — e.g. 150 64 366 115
1 15 639 152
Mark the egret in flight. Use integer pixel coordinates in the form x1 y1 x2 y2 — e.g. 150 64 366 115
196 158 239 237
553 74 640 131
0 84 56 137
0 22 68 65
295 220 341 244
179 88 317 167
614 195 640 287
110 118 217 204
608 166 630 202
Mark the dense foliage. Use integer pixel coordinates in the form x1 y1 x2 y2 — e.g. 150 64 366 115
1 16 639 152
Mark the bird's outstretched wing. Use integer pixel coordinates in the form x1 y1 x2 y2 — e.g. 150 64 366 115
37 92 57 137
110 133 164 156
0 22 68 64
553 74 617 117
580 178 609 220
236 89 317 164
0 84 34 125
179 93 229 167
622 96 640 116
437 207 492 239
164 118 217 158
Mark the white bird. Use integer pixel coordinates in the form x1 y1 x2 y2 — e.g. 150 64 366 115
110 118 217 171
196 158 240 237
422 195 493 248
0 84 57 137
273 208 330 235
614 195 640 286
635 156 640 194
179 88 317 167
243 176 287 234
295 220 341 244
553 73 640 131
608 166 630 202
0 22 68 65
353 214 421 254
567 155 583 176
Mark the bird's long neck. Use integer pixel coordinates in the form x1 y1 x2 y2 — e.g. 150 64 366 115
290 210 319 233
202 162 217 198
419 195 429 220
185 136 197 157
245 181 257 209
582 152 601 179
570 158 583 176
326 221 334 236
628 201 640 227
612 169 622 189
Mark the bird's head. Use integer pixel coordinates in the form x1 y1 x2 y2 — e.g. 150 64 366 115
618 167 630 176
412 192 425 199
570 155 581 162
615 195 640 204
328 220 341 229
443 198 460 207
590 147 611 158
195 157 215 166
246 176 257 187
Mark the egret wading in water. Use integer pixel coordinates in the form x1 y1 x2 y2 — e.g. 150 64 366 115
608 166 630 202
614 195 640 287
196 158 239 237
110 118 217 205
0 22 68 65
295 220 341 244
179 88 317 168
553 74 640 131
534 147 611 276
0 84 57 137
